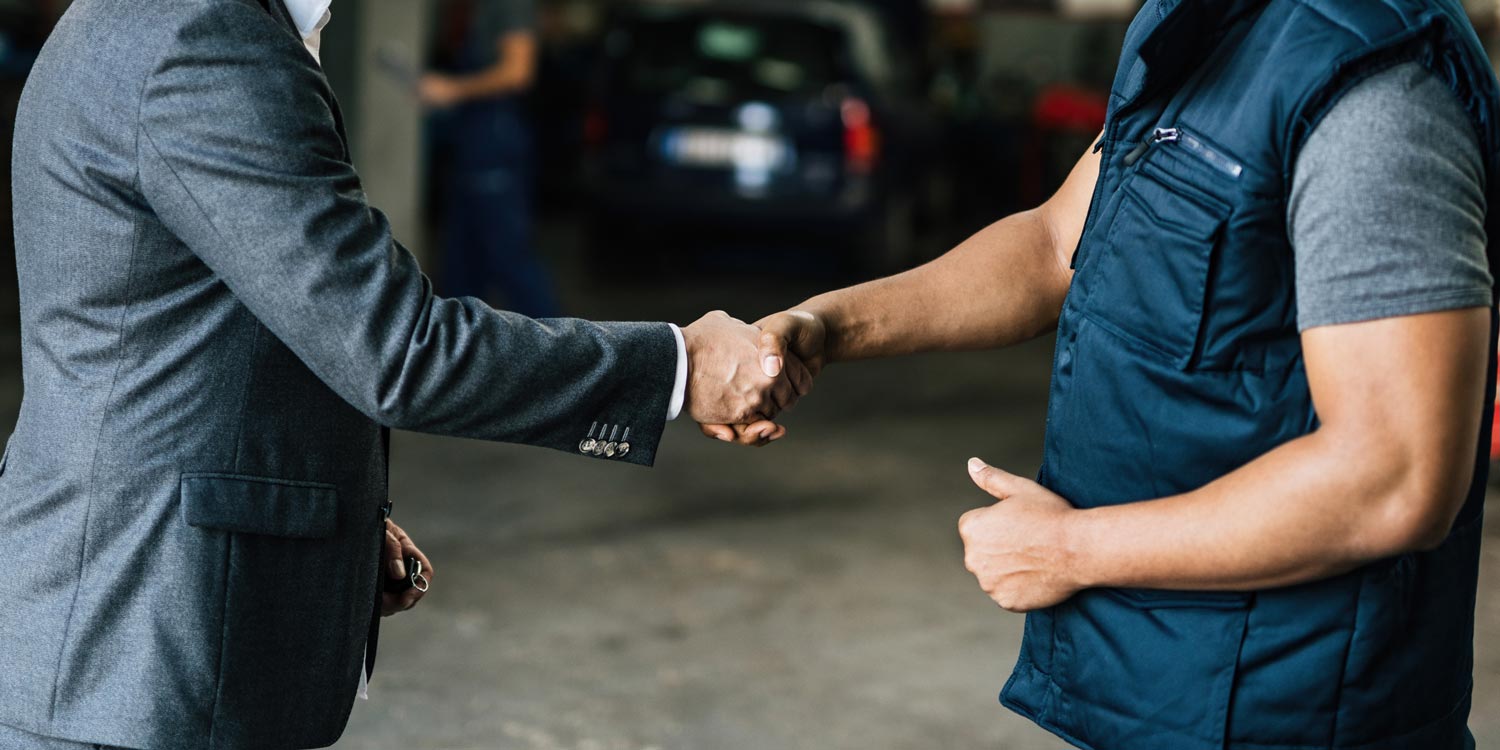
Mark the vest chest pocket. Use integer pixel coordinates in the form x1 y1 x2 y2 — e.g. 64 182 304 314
1082 168 1230 369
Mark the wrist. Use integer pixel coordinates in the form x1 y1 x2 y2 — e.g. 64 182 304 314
1058 507 1103 591
795 300 843 366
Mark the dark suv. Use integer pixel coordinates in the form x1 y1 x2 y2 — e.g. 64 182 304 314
584 0 939 275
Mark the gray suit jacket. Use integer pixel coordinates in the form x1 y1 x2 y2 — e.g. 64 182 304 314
3 0 676 747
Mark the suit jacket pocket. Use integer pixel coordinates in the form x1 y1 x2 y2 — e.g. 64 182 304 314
181 473 364 749
181 473 338 538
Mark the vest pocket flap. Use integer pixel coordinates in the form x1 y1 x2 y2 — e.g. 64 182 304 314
181 473 338 539
1124 172 1227 241
1105 587 1250 609
1081 171 1229 368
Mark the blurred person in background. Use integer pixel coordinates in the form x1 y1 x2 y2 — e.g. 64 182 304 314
715 1 1500 748
420 0 561 318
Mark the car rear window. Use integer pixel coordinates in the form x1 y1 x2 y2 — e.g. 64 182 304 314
608 11 850 101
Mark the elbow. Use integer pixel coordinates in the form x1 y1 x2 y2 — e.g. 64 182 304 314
348 367 424 431
1361 477 1471 556
1319 424 1476 559
352 391 412 431
1380 504 1458 554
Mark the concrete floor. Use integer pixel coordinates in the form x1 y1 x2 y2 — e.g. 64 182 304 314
0 222 1494 749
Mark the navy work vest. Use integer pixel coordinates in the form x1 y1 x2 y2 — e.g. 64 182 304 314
1002 2 1500 748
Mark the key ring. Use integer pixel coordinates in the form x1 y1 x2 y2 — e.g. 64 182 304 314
385 556 430 594
408 558 429 593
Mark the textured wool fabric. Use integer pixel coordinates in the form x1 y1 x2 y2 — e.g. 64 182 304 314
1291 62 1494 331
3 0 676 748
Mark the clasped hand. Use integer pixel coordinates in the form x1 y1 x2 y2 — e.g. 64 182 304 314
683 310 827 446
681 311 817 441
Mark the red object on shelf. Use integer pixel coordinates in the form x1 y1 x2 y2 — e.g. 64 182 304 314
1019 84 1110 208
1032 85 1109 132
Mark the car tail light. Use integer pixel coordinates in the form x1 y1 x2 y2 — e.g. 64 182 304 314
841 98 880 174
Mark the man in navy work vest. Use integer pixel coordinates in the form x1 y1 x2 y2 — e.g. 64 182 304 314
708 0 1500 747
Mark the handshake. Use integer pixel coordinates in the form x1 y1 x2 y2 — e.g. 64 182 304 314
680 309 828 446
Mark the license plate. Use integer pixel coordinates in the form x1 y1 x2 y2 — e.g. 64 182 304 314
662 128 791 171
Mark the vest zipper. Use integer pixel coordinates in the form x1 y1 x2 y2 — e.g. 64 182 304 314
1122 127 1180 166
1122 126 1243 178
1071 122 1120 269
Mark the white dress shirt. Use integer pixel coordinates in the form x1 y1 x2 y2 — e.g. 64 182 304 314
283 0 333 64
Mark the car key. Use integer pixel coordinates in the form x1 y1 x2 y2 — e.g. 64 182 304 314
384 555 428 594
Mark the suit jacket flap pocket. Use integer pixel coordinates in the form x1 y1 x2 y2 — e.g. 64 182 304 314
181 473 338 539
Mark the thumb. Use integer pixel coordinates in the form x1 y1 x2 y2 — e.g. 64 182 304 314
967 457 1024 500
758 310 820 377
758 328 791 378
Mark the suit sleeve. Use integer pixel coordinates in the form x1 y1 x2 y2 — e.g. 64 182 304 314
137 4 674 466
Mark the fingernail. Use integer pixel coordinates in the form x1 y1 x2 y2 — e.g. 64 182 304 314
718 433 733 442
390 558 406 579
762 355 783 377
968 457 986 474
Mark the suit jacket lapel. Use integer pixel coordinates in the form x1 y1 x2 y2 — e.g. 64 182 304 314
252 0 354 159
262 0 299 35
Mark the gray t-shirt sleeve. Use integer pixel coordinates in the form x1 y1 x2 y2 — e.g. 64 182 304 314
1289 62 1493 332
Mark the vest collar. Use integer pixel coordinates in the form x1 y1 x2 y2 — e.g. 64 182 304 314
1114 0 1268 116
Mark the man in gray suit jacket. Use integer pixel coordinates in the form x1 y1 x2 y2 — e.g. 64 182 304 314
1 0 810 748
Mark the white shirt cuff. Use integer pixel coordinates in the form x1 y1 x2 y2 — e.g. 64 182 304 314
667 324 688 421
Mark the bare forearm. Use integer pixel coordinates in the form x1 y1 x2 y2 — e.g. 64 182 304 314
1068 429 1472 592
801 210 1071 363
451 66 530 100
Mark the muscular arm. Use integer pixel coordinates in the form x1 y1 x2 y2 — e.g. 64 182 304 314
1067 308 1490 591
796 140 1098 363
719 140 1099 444
962 309 1491 610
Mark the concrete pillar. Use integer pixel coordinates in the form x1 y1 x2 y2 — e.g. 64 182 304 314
327 0 431 269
